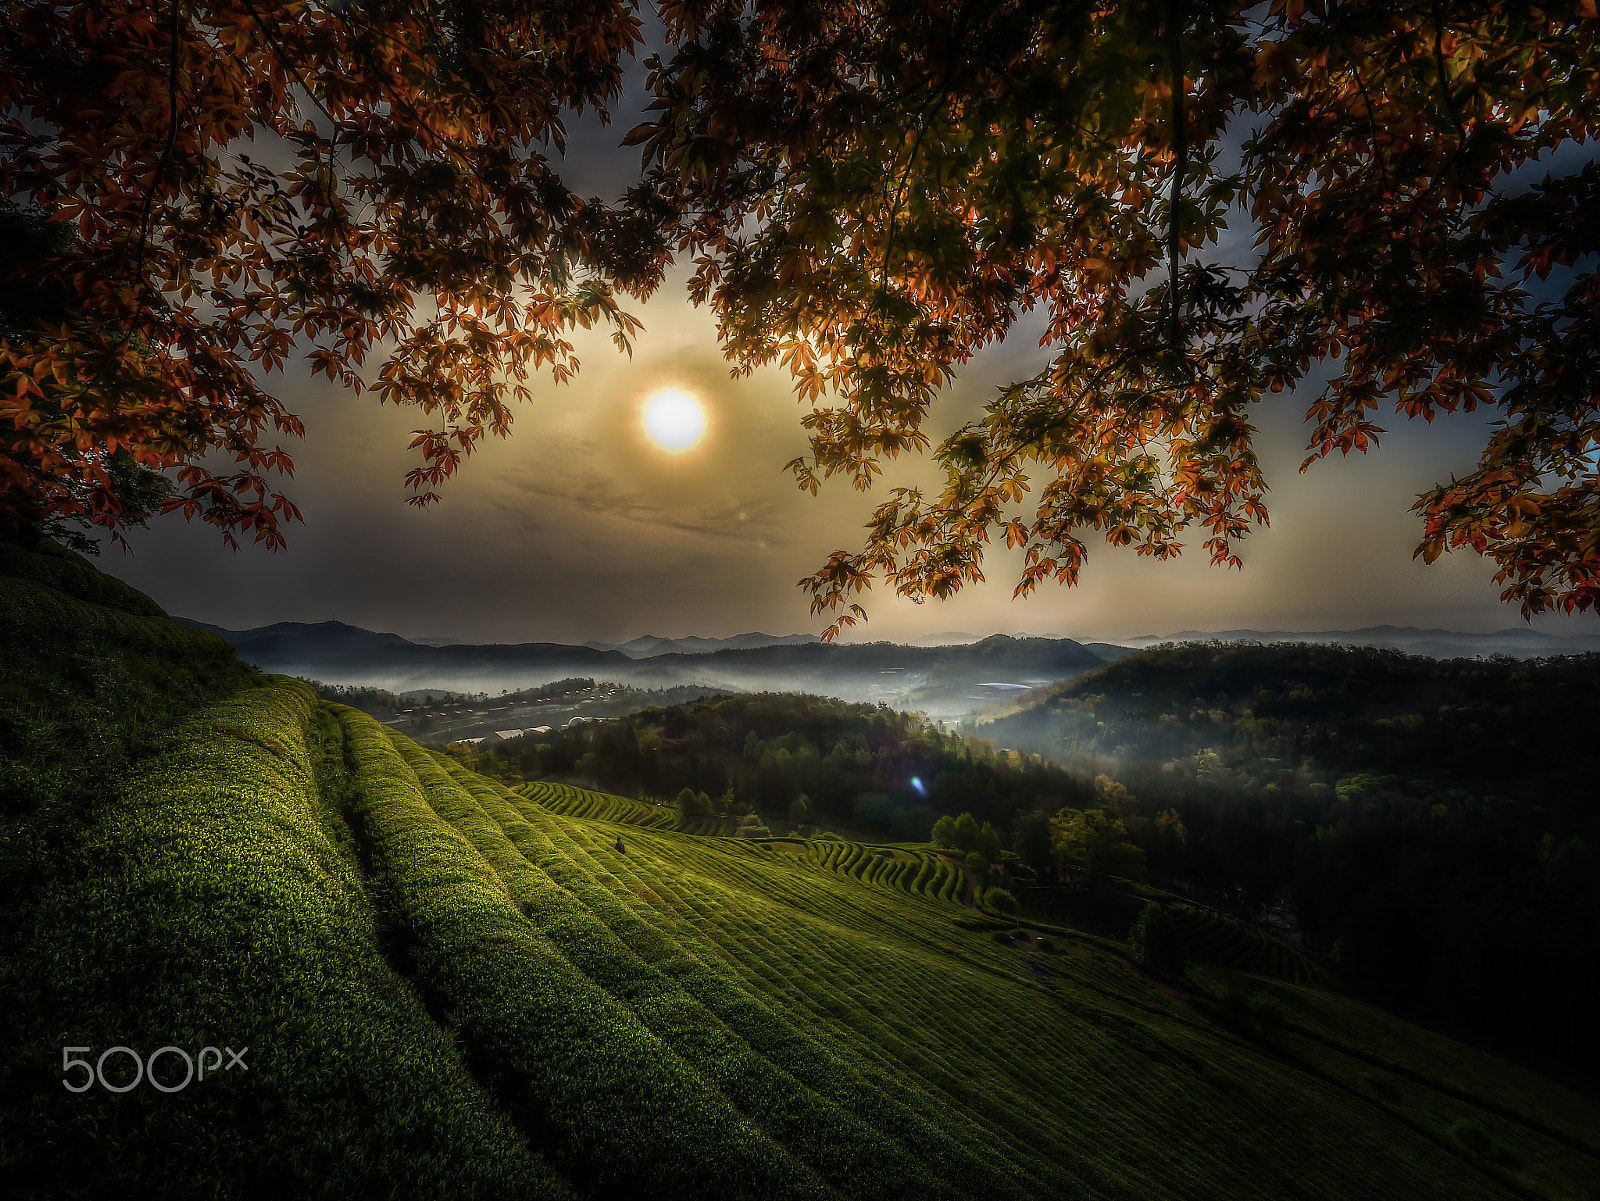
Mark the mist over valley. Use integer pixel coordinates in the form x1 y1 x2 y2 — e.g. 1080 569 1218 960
178 615 1600 725
175 618 1111 719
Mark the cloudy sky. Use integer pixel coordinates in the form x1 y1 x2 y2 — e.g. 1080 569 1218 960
95 44 1600 648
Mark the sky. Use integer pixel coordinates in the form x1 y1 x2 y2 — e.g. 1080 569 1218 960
91 37 1600 649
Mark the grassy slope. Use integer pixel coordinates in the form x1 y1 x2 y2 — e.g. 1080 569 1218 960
0 547 567 1199
3 549 1598 1199
509 777 1600 1200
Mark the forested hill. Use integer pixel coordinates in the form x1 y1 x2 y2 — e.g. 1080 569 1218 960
972 641 1600 792
970 642 1600 1074
519 692 1097 839
5 544 1600 1197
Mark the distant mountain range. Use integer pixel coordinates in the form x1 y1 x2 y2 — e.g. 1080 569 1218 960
1110 624 1600 660
174 617 1598 719
175 618 631 674
582 632 820 658
174 620 1107 718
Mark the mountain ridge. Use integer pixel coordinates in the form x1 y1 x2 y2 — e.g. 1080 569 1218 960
173 617 1600 719
171 620 1106 718
1108 623 1600 658
583 631 822 657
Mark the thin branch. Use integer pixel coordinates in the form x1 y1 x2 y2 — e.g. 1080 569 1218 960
1166 0 1187 354
1431 0 1468 148
876 1 976 304
131 0 184 296
879 122 928 299
238 0 342 175
1351 60 1392 193
96 0 186 388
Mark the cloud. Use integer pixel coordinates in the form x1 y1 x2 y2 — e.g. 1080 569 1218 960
497 473 786 545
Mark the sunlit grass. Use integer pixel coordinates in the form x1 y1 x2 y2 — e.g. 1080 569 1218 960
2 682 566 1200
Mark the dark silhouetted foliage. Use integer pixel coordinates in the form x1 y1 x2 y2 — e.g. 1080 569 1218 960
977 641 1600 1070
984 888 1018 916
1129 904 1186 980
534 693 1094 840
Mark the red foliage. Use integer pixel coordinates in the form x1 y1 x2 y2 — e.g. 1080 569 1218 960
640 0 1600 631
1 0 658 547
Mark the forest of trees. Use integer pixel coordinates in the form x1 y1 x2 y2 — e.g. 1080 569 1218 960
517 692 1095 841
975 643 1600 1075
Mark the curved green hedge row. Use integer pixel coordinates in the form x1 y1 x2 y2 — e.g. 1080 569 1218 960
0 540 167 617
518 781 971 910
520 779 681 829
801 840 966 904
489 770 1048 1199
414 747 993 1201
335 708 834 1201
2 681 560 1200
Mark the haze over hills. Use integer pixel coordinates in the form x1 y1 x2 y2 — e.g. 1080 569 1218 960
1112 624 1600 659
556 623 1600 663
174 619 1107 719
583 632 821 657
844 626 1600 658
174 616 1600 721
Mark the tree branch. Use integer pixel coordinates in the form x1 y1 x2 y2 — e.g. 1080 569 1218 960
1166 0 1187 355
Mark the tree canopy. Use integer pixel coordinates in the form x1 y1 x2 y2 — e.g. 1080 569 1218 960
3 1 1598 623
637 0 1600 631
1050 806 1147 881
1 0 661 548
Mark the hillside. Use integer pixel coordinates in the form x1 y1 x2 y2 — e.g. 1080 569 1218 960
1110 625 1600 660
969 641 1600 788
492 691 1099 842
4 546 1599 1198
967 642 1600 1075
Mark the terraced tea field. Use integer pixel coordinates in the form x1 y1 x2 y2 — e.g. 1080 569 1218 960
4 547 1598 1199
528 779 975 904
519 779 685 830
1164 902 1339 988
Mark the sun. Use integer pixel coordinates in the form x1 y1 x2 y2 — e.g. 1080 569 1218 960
642 389 706 453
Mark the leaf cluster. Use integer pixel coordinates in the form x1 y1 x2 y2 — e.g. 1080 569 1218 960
637 1 1600 630
1 0 660 546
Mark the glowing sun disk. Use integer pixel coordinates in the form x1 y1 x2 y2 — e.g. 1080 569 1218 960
643 390 706 452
